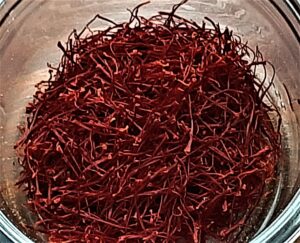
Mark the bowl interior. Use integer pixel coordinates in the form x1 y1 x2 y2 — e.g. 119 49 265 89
0 0 299 242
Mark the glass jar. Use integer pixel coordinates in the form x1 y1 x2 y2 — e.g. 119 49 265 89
0 0 299 242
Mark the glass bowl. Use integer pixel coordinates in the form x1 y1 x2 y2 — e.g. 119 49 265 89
0 0 299 242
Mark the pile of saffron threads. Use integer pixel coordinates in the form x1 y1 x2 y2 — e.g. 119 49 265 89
15 1 281 242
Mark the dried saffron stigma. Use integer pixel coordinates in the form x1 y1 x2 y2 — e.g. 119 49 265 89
15 1 281 242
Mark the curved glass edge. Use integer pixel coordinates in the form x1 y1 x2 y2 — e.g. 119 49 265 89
1 190 299 243
0 212 33 243
285 0 300 23
270 0 300 43
287 227 300 243
0 0 22 27
0 0 5 8
250 189 300 243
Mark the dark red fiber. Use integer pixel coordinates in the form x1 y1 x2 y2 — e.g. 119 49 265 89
15 1 281 242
